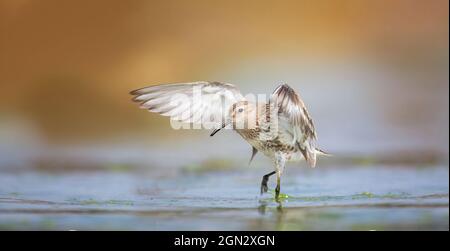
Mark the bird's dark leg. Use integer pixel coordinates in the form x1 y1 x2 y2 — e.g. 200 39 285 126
260 171 276 194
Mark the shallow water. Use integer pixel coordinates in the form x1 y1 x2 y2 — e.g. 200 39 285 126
0 160 447 230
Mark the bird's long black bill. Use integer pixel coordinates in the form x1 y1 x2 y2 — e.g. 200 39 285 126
210 121 230 137
210 128 222 137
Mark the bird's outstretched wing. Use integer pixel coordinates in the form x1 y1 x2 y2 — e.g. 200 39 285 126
270 84 318 167
130 81 244 129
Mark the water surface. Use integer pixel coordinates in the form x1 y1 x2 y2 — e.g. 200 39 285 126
0 157 447 230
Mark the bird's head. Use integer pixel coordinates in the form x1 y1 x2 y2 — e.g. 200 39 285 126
230 101 258 130
210 101 258 136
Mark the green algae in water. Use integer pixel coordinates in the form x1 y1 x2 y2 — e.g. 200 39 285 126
267 189 290 199
105 200 134 206
67 198 101 205
181 158 235 174
353 192 375 199
67 198 134 206
351 192 411 200
261 192 412 203
106 163 134 173
354 156 376 166
380 192 410 199
296 195 345 202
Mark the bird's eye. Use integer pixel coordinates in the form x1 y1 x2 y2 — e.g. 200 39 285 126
238 108 244 113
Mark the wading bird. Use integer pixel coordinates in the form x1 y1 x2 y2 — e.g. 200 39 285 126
130 82 327 200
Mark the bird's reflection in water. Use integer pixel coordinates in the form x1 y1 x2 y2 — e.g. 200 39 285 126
258 199 284 215
257 199 287 230
257 200 268 215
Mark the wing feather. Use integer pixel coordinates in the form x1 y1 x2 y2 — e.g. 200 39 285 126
130 81 244 128
270 84 317 167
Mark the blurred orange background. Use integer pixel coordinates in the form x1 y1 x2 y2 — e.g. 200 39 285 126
0 0 448 155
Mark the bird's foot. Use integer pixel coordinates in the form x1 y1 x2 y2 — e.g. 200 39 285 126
260 182 269 195
260 177 270 195
260 171 276 195
267 189 290 200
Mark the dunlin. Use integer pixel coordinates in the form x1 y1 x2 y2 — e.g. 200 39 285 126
131 81 328 200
